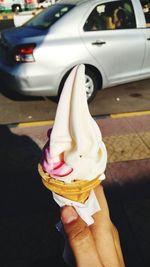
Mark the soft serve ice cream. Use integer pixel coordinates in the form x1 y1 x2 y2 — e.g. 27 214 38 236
39 64 107 225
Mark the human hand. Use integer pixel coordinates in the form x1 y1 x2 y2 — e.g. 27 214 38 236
61 185 125 267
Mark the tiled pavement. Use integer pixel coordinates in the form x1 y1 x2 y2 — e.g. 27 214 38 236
0 113 150 267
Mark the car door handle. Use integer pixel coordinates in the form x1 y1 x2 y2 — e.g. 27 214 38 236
147 37 150 41
92 41 106 45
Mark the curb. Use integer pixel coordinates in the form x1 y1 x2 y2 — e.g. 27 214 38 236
111 110 150 118
8 120 54 129
5 110 150 129
0 13 14 20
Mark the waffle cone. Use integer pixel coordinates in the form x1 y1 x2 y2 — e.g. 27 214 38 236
38 163 101 203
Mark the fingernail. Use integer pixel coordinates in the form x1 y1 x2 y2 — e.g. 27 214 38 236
61 206 78 224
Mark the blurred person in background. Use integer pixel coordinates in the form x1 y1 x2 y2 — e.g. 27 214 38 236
141 0 150 27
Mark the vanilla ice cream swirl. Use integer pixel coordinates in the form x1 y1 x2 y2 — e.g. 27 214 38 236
41 64 107 183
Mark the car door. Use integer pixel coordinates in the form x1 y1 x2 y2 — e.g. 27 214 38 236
80 0 145 86
139 0 150 75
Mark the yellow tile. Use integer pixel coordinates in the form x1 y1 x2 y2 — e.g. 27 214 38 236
0 13 13 20
8 13 13 19
104 132 150 163
139 132 150 149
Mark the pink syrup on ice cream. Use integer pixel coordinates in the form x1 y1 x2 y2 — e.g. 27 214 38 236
41 131 73 178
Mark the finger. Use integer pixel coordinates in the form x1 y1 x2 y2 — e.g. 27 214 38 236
61 206 102 267
111 223 126 267
98 186 125 266
90 185 125 267
94 185 110 219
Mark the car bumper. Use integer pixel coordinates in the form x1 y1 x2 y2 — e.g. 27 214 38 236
0 66 60 97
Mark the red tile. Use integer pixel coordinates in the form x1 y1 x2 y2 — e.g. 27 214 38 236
96 117 134 137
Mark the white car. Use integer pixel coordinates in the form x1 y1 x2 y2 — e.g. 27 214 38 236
37 0 52 9
0 0 36 12
0 0 150 102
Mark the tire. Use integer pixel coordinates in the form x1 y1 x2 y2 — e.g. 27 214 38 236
85 68 99 103
12 5 22 13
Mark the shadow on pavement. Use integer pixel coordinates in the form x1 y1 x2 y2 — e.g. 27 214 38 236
104 162 150 267
0 126 65 267
0 86 43 101
0 126 150 267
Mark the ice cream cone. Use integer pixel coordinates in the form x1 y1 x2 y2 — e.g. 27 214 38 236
38 163 101 203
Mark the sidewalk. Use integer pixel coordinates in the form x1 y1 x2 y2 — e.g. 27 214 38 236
0 112 150 267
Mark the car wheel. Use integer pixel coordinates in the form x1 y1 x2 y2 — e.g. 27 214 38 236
85 68 99 103
12 4 22 12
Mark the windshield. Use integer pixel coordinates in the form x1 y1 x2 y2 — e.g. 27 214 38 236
24 4 75 29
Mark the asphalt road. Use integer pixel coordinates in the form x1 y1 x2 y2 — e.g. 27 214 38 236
1 78 150 124
0 19 14 30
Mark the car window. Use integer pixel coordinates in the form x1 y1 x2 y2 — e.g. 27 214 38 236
24 4 75 29
83 0 136 31
140 0 150 27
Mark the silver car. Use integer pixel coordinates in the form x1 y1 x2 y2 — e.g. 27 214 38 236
0 0 150 102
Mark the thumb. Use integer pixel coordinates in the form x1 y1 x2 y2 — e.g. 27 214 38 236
61 206 102 267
